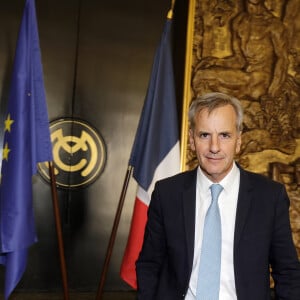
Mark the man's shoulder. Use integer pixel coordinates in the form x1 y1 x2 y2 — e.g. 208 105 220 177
156 168 197 187
239 165 284 189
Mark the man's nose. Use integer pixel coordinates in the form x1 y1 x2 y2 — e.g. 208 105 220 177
210 135 220 153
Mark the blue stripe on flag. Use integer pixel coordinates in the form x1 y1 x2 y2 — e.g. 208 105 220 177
129 19 178 191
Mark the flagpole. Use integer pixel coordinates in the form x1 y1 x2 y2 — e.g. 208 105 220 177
95 2 177 299
48 161 70 300
95 166 133 300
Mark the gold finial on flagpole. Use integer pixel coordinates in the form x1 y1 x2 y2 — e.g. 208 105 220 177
167 0 175 19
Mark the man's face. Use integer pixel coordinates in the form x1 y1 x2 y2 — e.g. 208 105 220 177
189 104 242 182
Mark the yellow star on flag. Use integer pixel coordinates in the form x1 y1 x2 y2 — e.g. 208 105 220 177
4 114 14 133
2 142 11 161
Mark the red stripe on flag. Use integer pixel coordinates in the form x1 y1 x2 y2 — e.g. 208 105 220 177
120 197 148 289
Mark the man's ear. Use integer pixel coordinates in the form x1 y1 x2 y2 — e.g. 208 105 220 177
235 132 242 154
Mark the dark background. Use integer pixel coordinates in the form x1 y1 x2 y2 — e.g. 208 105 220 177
0 0 187 294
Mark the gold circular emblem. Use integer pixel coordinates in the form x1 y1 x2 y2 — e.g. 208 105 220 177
38 118 106 189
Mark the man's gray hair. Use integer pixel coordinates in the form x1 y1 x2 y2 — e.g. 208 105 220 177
188 92 244 131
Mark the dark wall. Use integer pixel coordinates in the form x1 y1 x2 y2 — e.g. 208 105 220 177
0 0 187 293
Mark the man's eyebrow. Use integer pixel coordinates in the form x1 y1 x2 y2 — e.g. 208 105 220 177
219 131 232 135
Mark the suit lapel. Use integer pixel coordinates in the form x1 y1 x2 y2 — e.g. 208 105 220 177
182 169 197 272
234 168 254 248
180 167 254 274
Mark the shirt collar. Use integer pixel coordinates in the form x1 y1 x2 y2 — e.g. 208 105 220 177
196 162 240 192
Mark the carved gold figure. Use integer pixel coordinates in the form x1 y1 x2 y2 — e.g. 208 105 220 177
187 0 300 255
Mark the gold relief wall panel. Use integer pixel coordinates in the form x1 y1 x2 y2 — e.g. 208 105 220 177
184 0 300 255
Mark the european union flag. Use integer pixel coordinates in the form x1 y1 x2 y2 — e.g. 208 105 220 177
0 0 53 299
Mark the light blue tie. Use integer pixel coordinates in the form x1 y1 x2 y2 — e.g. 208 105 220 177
196 184 223 300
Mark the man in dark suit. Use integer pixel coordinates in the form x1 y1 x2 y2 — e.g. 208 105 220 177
136 92 300 299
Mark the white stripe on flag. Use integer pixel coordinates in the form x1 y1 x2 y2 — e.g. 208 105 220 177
137 141 180 206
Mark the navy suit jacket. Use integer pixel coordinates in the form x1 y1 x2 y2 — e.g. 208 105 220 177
136 166 300 299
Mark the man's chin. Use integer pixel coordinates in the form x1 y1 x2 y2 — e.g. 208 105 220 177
201 167 223 181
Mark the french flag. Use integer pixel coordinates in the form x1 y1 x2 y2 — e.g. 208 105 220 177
120 17 181 289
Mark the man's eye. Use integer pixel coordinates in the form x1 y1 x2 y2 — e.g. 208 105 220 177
199 133 209 138
220 133 230 138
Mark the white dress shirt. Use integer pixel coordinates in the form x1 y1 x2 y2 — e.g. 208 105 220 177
185 163 240 300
